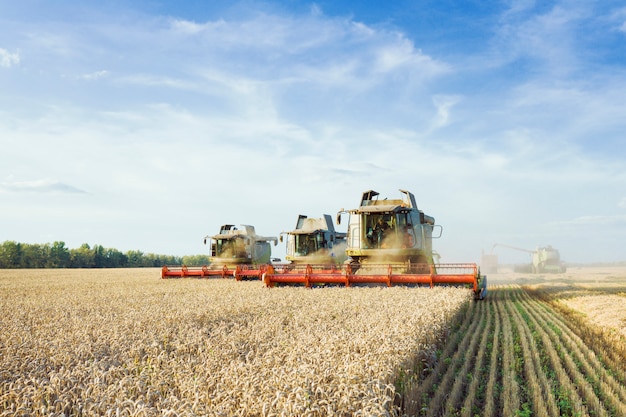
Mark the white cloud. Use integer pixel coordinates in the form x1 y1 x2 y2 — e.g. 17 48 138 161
492 4 589 76
373 38 418 72
79 70 109 80
0 179 88 194
0 48 20 67
169 19 213 35
548 214 626 228
619 198 626 209
609 7 626 33
117 74 195 90
310 4 323 17
431 95 462 130
166 13 447 89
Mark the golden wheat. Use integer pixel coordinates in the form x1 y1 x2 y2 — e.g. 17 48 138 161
0 269 470 416
5 269 626 416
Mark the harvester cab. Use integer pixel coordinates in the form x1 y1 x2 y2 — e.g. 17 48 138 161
336 189 442 272
279 214 347 265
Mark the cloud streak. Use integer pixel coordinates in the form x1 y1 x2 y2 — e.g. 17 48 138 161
0 48 20 67
0 179 88 194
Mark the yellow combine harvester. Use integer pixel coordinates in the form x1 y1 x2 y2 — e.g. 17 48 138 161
279 214 347 265
161 224 277 280
263 190 487 300
161 190 487 300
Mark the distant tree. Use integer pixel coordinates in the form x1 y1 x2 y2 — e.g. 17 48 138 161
0 241 22 268
141 253 183 267
92 244 106 268
164 254 184 265
0 240 187 269
143 253 161 267
126 250 145 267
47 241 70 268
21 243 47 268
69 243 95 268
182 255 211 266
103 248 128 268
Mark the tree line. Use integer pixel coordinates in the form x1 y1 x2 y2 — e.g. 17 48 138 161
0 241 210 269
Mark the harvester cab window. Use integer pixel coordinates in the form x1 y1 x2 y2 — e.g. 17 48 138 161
365 215 375 246
295 235 317 256
315 232 328 250
215 238 246 258
366 214 393 248
396 213 407 228
396 212 415 248
215 239 229 257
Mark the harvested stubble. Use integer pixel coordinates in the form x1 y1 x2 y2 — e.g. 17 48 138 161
0 269 470 416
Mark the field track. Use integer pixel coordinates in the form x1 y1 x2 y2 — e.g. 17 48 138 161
405 285 626 416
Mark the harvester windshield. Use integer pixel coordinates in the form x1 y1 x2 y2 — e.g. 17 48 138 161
214 237 249 259
294 233 326 256
364 212 414 249
281 214 347 265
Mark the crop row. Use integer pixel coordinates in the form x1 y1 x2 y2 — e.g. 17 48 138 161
403 285 626 416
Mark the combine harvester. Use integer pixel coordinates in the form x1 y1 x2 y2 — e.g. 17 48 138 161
279 214 347 265
269 214 348 283
161 224 277 280
490 243 566 273
263 190 487 300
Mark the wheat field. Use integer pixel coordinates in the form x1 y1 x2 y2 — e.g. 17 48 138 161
0 269 470 416
3 268 625 416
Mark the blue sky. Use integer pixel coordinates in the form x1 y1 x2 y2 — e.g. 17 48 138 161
1 0 625 264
